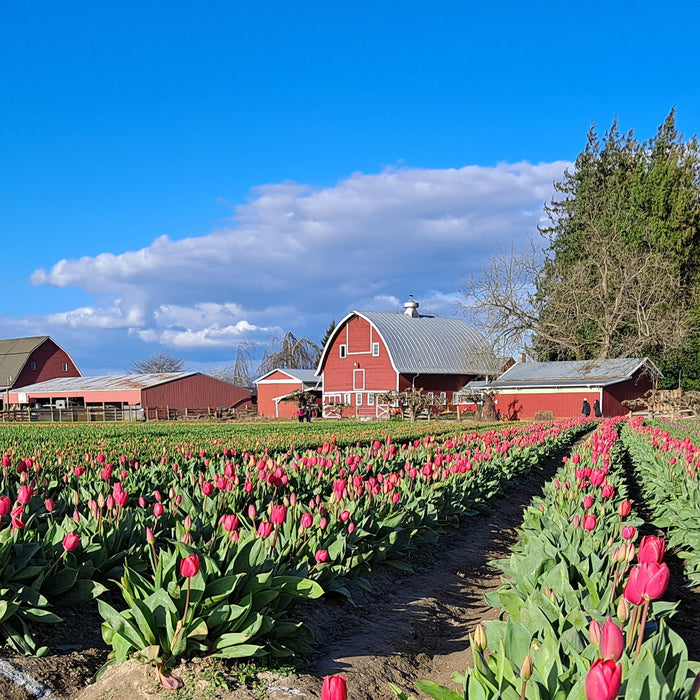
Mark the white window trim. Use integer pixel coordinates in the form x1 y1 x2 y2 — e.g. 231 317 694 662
368 393 375 405
372 342 380 356
356 392 362 406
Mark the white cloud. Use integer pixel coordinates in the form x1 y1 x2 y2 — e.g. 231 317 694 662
28 161 569 359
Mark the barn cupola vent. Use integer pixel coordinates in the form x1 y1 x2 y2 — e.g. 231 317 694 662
403 297 420 318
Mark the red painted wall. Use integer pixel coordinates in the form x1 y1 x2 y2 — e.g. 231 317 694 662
604 371 655 416
14 339 81 388
494 391 600 420
257 374 303 418
142 375 252 410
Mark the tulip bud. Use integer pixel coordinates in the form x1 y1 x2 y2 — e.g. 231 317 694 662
617 596 630 622
520 655 533 681
599 617 624 661
180 553 200 578
146 526 155 544
473 623 487 652
589 618 602 646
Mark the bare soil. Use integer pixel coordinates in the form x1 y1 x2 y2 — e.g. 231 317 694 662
1 450 699 700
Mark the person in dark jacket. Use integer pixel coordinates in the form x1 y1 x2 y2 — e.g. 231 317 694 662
593 399 602 418
581 398 591 417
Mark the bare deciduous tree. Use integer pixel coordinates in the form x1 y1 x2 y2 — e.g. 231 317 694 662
256 332 321 376
129 351 184 374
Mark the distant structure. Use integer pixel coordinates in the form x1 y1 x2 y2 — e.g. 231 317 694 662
0 336 81 408
470 357 661 420
254 368 321 418
314 298 499 419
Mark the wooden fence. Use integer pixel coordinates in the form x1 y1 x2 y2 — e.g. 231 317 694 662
0 406 258 423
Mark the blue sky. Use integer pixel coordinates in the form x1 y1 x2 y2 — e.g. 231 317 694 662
1 1 698 376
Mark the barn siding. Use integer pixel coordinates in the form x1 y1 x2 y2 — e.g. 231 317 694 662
14 339 81 388
257 380 303 418
494 390 600 420
604 371 655 416
142 375 252 410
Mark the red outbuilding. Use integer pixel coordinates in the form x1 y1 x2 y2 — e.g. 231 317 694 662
9 372 252 417
316 299 498 419
254 368 321 418
479 357 661 420
0 336 81 406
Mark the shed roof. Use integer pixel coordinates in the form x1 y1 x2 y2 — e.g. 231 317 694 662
254 368 320 387
0 336 50 386
318 310 498 376
14 372 199 394
491 357 661 388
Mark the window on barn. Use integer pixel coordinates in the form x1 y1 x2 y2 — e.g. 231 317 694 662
439 392 447 405
452 392 460 405
356 393 362 406
372 342 380 356
339 344 347 358
62 363 68 372
368 393 375 405
30 362 36 371
344 393 351 404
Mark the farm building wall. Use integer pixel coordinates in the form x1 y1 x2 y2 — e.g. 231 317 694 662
14 339 81 388
398 373 475 408
141 375 252 411
257 373 304 419
493 388 601 420
321 315 397 418
603 370 655 416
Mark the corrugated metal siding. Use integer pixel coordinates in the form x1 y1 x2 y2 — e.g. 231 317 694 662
141 374 252 410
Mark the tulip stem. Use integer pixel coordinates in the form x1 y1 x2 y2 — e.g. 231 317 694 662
634 599 650 660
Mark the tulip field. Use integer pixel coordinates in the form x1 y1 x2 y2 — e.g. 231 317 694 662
1 415 700 699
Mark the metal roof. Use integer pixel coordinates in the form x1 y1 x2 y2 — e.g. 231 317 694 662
356 310 498 375
0 336 50 386
13 372 198 394
254 368 321 388
491 357 661 388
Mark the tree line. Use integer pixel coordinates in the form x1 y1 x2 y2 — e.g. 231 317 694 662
461 109 700 389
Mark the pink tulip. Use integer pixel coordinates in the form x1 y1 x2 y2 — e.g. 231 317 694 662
180 554 200 578
621 525 636 540
270 505 287 525
153 503 164 517
583 495 594 510
45 498 55 512
62 532 80 552
589 619 602 646
585 658 621 700
0 496 10 515
624 562 670 603
582 514 597 531
315 549 329 563
221 514 239 532
637 536 665 563
599 617 624 661
618 500 631 516
300 512 314 529
321 675 348 700
257 521 273 538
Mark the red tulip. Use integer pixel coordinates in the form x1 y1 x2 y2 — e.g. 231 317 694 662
618 500 631 517
270 505 287 525
153 503 164 517
221 514 239 532
582 514 597 531
583 495 594 509
257 521 273 538
637 536 665 563
624 562 670 603
315 549 329 563
585 658 621 700
0 496 11 515
62 532 80 552
621 525 636 540
17 485 33 504
300 512 313 529
321 674 347 700
599 617 624 662
180 554 200 578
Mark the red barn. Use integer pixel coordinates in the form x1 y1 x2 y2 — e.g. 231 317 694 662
254 368 321 418
316 299 498 419
481 357 661 420
9 372 252 415
0 336 81 407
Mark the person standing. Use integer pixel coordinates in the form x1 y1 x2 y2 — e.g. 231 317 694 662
581 398 591 418
593 399 602 418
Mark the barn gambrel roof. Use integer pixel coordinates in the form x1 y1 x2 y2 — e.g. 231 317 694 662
317 310 499 376
0 336 80 388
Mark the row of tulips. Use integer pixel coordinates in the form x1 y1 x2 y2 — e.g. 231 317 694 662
621 418 700 585
0 419 589 680
393 417 700 700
